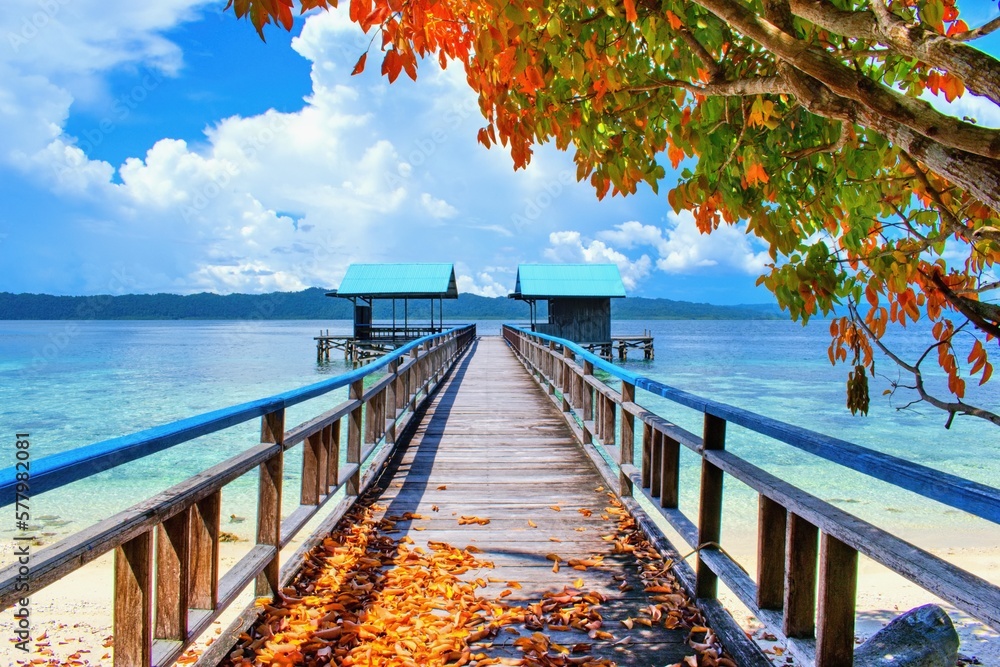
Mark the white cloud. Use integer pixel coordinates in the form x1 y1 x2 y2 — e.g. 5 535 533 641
456 271 510 297
654 211 769 274
544 231 652 290
544 211 769 292
420 193 458 219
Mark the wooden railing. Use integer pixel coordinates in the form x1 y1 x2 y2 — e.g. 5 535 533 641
0 325 475 667
502 325 1000 667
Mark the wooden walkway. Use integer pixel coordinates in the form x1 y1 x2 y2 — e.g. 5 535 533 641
368 336 696 665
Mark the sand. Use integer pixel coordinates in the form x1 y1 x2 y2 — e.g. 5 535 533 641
6 533 998 666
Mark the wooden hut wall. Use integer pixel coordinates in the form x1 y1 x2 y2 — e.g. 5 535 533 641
537 298 611 343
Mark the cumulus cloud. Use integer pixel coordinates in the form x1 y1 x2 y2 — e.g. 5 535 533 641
545 211 770 292
456 271 510 298
545 231 652 290
420 193 458 219
0 4 505 293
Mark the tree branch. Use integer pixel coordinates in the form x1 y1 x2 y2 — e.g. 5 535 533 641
924 269 1000 339
951 15 1000 42
850 303 1000 427
787 0 1000 103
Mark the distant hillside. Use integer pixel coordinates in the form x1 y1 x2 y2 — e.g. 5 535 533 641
0 289 781 320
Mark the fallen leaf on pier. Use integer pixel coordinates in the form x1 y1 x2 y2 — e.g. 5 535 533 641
578 508 593 517
527 519 537 528
458 515 491 525
437 485 448 490
549 505 562 511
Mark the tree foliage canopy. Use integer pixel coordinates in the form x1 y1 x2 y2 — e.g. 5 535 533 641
229 0 1000 426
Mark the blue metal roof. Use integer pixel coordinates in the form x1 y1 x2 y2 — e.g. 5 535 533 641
512 264 626 298
331 263 459 298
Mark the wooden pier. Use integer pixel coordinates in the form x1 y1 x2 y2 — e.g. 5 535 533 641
581 332 655 361
2 325 999 667
316 326 444 364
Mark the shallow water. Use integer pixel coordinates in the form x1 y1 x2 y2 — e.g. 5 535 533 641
1 318 997 558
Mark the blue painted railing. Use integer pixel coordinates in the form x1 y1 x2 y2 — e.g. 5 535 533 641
510 326 1000 526
0 327 470 506
503 324 1000 665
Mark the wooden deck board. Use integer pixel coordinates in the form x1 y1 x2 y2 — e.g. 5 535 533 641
368 337 696 666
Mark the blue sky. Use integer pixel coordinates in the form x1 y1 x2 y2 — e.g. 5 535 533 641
1 1 998 304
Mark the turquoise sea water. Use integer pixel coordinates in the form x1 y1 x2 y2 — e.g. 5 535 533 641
1 319 997 563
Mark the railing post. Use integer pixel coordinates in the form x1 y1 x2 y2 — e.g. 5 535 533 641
641 422 652 489
660 435 680 508
696 413 725 599
407 346 419 413
328 421 340 491
757 495 787 611
256 408 284 598
302 431 323 505
650 428 662 498
817 534 858 667
348 378 364 496
619 380 635 497
784 513 819 638
582 359 593 444
561 347 573 413
155 511 190 642
545 341 555 393
190 491 220 609
114 529 153 667
386 358 399 444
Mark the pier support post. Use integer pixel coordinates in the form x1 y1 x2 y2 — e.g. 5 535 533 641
347 378 363 496
114 529 153 667
784 513 819 638
817 534 858 667
256 409 284 599
581 360 593 444
757 495 787 611
696 414 726 599
619 380 635 497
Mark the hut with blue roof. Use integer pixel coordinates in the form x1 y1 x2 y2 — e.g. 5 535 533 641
509 264 626 346
320 263 458 362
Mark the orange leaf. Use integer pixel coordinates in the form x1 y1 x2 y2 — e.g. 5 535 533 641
946 19 968 36
351 52 367 76
623 0 638 22
665 10 683 30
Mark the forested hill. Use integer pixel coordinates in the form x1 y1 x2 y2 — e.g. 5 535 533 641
0 288 781 320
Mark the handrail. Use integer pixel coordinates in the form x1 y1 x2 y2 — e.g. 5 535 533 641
0 326 471 504
502 324 1000 667
510 326 1000 525
0 324 476 667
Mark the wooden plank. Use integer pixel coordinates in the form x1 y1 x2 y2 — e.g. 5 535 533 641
114 529 153 667
784 513 818 639
301 431 321 505
696 414 726 600
155 512 189 641
757 494 787 611
329 420 340 493
641 421 652 490
255 452 282 598
660 435 679 508
816 533 858 667
190 490 220 610
348 378 364 496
